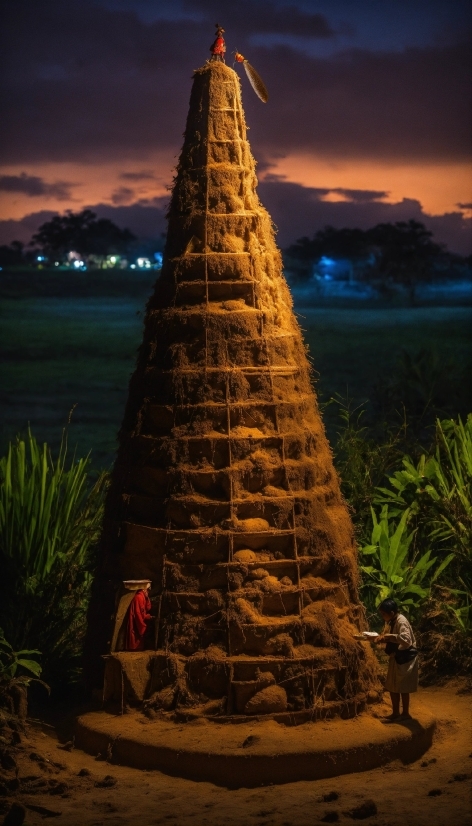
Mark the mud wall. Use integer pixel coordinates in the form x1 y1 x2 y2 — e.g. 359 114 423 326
92 61 380 717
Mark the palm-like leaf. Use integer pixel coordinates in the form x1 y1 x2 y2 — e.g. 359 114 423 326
360 505 452 612
243 61 269 103
0 429 108 682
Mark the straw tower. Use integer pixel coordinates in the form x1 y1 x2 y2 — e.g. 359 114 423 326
95 60 380 720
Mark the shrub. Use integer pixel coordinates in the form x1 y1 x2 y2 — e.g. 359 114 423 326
375 415 472 585
371 414 472 674
330 396 407 534
0 628 46 720
360 506 453 617
0 428 108 688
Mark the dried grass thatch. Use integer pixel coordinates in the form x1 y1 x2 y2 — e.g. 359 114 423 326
93 61 381 720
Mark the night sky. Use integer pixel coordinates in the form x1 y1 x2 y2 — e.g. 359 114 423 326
1 0 471 252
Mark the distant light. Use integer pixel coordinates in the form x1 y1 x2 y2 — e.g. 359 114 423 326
154 252 163 267
55 262 59 266
37 255 45 262
110 256 117 264
130 264 136 269
73 260 85 269
137 257 151 269
319 256 335 267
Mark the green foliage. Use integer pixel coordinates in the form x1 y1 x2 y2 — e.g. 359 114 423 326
0 429 108 687
0 628 42 680
354 412 472 675
372 350 472 443
330 396 408 535
375 415 472 573
333 401 471 676
0 628 48 721
360 506 453 614
416 589 472 680
441 589 472 633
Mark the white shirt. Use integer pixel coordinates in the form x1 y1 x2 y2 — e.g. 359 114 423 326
384 613 416 650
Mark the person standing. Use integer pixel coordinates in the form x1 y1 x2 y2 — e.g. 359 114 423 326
126 582 153 651
210 24 226 62
376 598 418 721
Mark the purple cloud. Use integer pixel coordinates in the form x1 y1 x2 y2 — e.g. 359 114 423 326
120 170 155 181
0 172 74 200
0 1 469 164
111 186 136 205
182 0 337 38
263 180 389 202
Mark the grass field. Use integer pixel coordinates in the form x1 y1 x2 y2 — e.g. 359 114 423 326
1 272 471 468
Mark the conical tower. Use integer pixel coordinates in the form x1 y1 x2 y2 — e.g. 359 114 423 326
95 60 380 720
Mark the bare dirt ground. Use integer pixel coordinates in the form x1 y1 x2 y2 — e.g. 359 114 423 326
1 681 471 826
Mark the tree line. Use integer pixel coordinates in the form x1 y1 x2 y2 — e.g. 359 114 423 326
0 210 139 268
1 212 470 293
283 220 470 299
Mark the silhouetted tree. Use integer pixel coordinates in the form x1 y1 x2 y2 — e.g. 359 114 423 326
0 240 25 267
284 221 452 301
31 209 136 265
367 220 444 302
284 226 372 281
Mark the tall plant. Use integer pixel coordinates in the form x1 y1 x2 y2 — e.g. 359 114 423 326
0 429 108 686
0 628 47 719
360 506 453 617
375 415 472 582
372 415 472 674
330 396 407 536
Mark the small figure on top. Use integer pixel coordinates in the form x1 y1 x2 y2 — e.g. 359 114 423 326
210 23 226 62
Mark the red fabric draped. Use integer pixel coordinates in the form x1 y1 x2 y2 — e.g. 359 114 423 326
126 590 152 651
210 35 225 56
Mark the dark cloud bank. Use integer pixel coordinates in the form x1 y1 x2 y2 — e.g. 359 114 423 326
0 173 74 200
1 0 470 252
1 0 470 163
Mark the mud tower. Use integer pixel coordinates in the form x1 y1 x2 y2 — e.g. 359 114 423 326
91 60 381 724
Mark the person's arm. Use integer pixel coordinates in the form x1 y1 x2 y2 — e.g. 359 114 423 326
382 616 413 648
375 622 390 644
395 615 414 649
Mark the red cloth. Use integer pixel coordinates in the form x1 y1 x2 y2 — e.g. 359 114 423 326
210 35 226 56
126 590 152 651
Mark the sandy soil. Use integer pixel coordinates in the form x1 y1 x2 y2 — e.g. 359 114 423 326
1 681 471 826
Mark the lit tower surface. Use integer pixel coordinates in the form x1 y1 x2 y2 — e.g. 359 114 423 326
79 58 434 780
94 57 378 713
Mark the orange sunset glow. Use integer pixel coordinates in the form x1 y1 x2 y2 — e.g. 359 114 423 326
1 155 471 224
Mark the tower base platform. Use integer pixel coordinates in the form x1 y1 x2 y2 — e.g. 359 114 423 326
76 704 435 787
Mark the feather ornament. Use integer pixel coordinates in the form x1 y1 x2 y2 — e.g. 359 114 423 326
242 60 268 103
